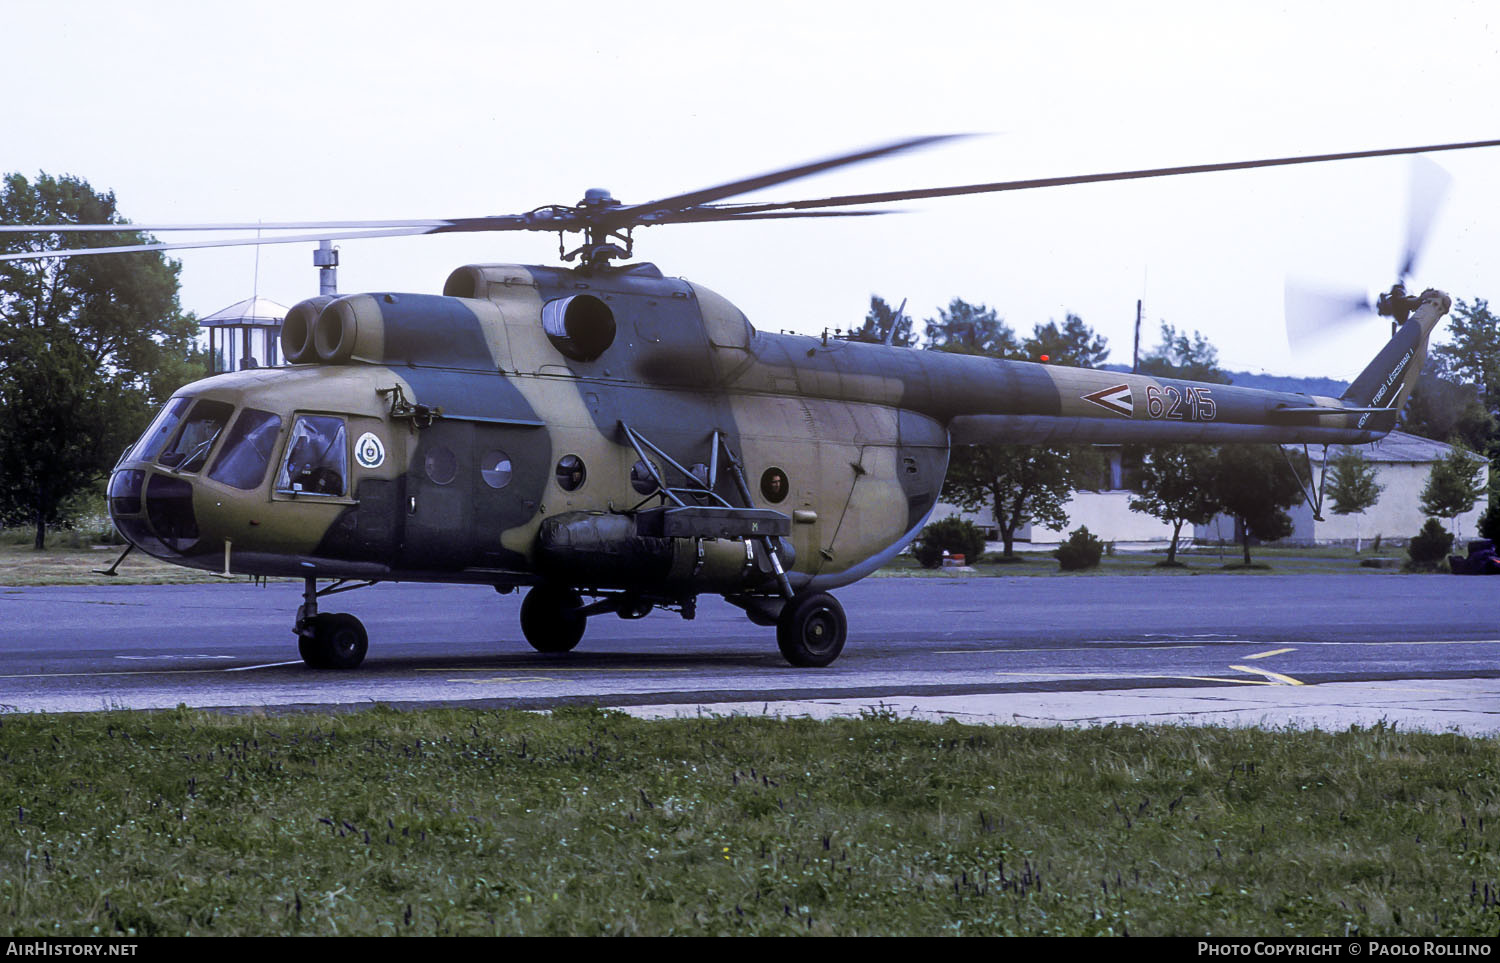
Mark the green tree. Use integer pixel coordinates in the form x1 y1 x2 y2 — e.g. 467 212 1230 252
942 444 1103 558
1398 361 1494 452
0 172 204 548
1431 297 1500 416
847 295 915 346
1325 448 1384 553
1023 313 1109 367
1419 443 1487 541
1139 322 1231 384
923 298 1019 357
926 299 1099 556
1126 444 1220 564
1210 445 1305 566
0 329 137 548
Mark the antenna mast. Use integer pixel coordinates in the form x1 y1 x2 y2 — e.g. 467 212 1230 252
314 239 339 296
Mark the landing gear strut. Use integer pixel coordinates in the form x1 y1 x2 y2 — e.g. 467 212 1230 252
295 577 370 669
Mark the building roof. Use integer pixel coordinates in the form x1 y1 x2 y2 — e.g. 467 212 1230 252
1304 431 1476 465
199 296 289 327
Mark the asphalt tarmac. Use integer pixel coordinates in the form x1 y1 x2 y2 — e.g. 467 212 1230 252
0 573 1495 733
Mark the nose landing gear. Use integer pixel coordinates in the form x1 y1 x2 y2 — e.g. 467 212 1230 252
298 612 369 669
295 577 372 669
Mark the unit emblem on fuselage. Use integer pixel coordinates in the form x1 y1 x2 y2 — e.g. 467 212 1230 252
354 432 386 469
1082 384 1134 418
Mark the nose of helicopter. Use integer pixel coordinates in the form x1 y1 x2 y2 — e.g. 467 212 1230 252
107 386 367 574
108 467 205 559
106 393 283 565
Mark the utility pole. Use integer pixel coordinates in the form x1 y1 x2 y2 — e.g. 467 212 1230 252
1131 298 1142 373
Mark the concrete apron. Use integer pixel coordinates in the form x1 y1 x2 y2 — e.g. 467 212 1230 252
612 677 1500 736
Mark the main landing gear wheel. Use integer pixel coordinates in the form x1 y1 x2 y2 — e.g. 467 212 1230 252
776 591 846 667
521 585 587 653
298 613 369 670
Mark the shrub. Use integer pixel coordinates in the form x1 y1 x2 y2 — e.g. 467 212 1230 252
1406 518 1453 572
912 517 988 569
911 540 944 569
1479 499 1500 544
1056 526 1104 571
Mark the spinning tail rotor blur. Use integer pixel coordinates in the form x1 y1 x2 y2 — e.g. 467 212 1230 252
1285 155 1453 349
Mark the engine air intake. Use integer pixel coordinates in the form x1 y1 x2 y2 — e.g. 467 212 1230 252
280 296 335 364
542 294 616 362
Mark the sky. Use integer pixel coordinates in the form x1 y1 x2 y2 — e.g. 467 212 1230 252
4 0 1499 378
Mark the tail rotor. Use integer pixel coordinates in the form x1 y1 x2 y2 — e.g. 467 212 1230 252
1284 155 1452 349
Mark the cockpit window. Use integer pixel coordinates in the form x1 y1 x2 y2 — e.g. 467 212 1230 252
275 415 348 496
208 409 282 490
130 397 191 464
158 399 234 473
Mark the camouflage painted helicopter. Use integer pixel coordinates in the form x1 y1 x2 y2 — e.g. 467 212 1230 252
4 135 1498 670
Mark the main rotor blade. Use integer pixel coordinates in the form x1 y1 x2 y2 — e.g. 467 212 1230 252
608 134 967 222
646 208 897 224
1399 154 1452 281
0 226 443 262
689 137 1500 217
0 219 457 233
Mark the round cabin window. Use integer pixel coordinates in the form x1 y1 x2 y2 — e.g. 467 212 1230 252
556 454 586 492
760 467 789 503
424 446 458 486
630 459 660 495
480 450 513 489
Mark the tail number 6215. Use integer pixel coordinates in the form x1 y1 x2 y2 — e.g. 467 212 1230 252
1145 384 1217 421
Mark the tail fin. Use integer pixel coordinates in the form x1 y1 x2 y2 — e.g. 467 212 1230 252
1340 289 1451 429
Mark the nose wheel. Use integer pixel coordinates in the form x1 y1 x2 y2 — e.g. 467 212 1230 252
294 577 371 669
298 612 369 670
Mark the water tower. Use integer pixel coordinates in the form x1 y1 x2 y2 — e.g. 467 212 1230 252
199 296 289 372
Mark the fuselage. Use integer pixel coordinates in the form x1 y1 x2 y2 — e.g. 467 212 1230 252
107 262 1447 600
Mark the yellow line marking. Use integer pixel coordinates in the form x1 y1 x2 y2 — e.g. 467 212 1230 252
417 666 690 674
1229 664 1305 686
1243 647 1296 660
989 671 1133 679
946 640 1500 655
939 644 1208 654
0 668 240 681
1173 675 1281 686
449 676 567 684
987 671 1275 685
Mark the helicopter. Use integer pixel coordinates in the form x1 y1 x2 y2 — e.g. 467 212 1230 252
3 135 1498 670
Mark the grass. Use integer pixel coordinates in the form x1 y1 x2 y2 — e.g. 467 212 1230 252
0 542 233 586
0 540 1434 586
0 707 1495 936
0 533 1423 586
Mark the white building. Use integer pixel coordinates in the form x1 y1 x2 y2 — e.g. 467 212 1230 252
1273 432 1487 546
932 446 1174 546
